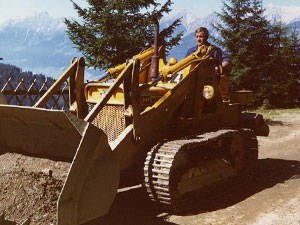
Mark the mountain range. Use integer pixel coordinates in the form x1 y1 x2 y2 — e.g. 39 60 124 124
0 12 79 78
1 10 299 80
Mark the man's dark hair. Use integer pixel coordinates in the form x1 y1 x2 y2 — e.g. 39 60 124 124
195 27 209 38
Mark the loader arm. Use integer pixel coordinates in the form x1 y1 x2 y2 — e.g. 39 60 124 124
158 45 214 79
107 54 217 172
83 48 217 173
98 47 163 82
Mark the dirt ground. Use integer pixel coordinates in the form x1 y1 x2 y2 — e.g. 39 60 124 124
0 109 299 225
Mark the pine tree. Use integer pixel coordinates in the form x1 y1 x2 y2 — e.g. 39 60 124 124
269 25 300 107
214 0 255 90
287 29 300 107
287 29 300 77
267 20 289 106
243 0 273 103
65 0 182 69
215 0 284 106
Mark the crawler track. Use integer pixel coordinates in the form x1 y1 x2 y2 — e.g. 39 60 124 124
144 129 258 207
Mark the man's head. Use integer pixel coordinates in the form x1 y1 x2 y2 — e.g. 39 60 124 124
195 27 209 47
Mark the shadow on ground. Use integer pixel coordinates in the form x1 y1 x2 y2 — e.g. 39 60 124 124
85 158 300 225
266 119 285 126
181 158 300 215
84 188 173 225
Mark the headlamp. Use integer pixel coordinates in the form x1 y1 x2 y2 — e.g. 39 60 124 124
203 85 214 100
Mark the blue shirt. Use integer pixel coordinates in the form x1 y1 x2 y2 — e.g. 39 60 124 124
185 44 231 65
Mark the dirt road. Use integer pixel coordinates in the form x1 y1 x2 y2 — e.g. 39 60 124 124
0 109 299 225
166 110 300 225
91 109 300 225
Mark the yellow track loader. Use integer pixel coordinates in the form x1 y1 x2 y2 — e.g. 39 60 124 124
0 21 268 224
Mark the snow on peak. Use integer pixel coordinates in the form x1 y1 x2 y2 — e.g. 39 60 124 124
265 4 300 23
0 12 65 34
162 9 219 35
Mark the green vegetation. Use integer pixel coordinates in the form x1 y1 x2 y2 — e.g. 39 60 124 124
256 108 300 120
65 0 182 69
215 0 300 108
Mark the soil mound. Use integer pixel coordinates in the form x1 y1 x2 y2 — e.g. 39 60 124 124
0 169 63 225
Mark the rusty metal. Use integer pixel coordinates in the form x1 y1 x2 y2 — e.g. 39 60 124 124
87 103 125 142
151 19 159 81
144 129 258 206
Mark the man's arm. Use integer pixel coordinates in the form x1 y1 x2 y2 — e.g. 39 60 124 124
185 46 197 58
221 51 232 74
220 51 232 101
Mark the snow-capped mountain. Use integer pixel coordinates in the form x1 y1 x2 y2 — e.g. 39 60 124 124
1 10 299 79
0 12 65 35
162 9 220 37
265 4 300 24
288 20 300 30
0 12 81 78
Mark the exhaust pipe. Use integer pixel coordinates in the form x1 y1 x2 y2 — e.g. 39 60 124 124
151 18 159 81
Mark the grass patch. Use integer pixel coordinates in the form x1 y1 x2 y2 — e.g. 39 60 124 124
254 108 300 120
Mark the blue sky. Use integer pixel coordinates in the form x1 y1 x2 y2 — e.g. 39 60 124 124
0 0 300 24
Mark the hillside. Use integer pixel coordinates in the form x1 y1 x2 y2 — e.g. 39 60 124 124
0 63 56 106
0 63 54 86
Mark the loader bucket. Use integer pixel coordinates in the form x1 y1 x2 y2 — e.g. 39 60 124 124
0 105 120 224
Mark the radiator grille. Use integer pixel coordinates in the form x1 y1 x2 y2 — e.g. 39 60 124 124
87 103 125 142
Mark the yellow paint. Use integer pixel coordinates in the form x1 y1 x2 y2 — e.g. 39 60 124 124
86 85 124 105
